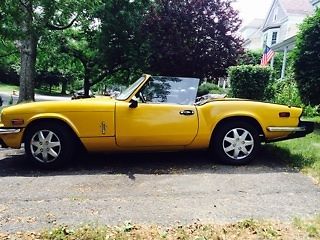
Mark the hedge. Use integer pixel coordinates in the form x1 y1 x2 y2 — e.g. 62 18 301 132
228 65 272 101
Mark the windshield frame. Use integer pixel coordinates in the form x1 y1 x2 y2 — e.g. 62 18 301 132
116 76 146 101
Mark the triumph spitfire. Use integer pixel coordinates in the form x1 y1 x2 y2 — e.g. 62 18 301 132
0 74 314 168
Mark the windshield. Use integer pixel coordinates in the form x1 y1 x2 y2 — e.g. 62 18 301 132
116 76 145 101
139 76 200 105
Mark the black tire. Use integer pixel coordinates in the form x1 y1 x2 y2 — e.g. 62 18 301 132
211 121 260 165
24 122 75 169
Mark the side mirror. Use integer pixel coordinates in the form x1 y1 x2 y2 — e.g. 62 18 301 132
129 99 138 108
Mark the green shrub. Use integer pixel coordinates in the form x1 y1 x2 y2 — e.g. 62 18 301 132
271 78 303 107
237 50 291 80
197 82 227 96
237 50 262 65
228 65 272 101
269 73 319 117
293 8 320 106
303 105 319 117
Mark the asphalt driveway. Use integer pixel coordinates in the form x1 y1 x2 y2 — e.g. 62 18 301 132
0 147 319 233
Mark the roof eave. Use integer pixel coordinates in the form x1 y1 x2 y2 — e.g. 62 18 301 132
262 0 277 30
270 35 296 51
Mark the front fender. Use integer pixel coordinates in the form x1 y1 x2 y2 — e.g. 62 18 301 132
26 113 81 137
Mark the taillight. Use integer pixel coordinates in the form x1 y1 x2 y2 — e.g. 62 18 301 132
279 112 290 118
11 119 24 126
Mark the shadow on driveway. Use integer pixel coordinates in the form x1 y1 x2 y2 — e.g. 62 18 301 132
0 144 298 178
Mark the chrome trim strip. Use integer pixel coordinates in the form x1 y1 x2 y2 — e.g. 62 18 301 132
267 126 306 132
0 128 21 134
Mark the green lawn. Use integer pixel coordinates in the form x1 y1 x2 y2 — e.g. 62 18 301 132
0 82 68 96
0 82 19 93
264 116 320 183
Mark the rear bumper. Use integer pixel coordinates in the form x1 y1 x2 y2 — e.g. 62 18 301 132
266 121 314 143
0 138 8 148
0 128 22 134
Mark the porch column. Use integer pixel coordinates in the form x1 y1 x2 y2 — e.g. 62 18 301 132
281 46 288 79
270 56 275 69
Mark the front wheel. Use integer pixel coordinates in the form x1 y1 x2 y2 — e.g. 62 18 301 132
212 121 260 165
24 123 75 168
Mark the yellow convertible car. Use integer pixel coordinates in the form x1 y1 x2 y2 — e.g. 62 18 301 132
0 74 314 168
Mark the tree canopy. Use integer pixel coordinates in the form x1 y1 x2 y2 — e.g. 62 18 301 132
0 0 243 101
143 0 243 80
0 0 100 101
98 0 151 85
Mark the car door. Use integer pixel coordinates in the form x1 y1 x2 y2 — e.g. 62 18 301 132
115 76 199 147
115 102 198 147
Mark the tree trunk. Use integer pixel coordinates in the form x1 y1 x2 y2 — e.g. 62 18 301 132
18 1 37 103
61 80 67 95
84 67 91 97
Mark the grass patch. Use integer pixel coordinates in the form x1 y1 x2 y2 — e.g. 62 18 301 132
0 82 69 96
293 215 320 238
264 116 320 182
1 218 318 240
0 82 19 93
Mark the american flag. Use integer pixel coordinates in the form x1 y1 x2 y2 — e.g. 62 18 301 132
260 45 275 66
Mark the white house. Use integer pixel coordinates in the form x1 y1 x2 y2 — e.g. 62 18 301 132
311 0 320 8
240 19 264 50
240 0 317 78
262 0 313 48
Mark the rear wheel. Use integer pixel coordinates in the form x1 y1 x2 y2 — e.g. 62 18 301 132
24 123 75 168
212 121 260 165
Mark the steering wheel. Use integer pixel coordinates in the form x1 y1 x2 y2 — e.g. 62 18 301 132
138 91 146 103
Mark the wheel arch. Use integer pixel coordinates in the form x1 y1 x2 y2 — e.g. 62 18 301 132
23 115 80 142
210 116 265 145
23 116 84 168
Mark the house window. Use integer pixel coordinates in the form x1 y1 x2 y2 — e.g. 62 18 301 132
271 32 278 45
273 7 278 22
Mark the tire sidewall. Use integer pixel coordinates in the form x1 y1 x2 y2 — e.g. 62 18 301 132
212 121 260 165
24 123 75 168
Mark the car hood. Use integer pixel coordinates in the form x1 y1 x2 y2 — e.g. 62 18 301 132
2 96 117 115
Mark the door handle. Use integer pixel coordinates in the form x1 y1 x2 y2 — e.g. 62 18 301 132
179 110 194 115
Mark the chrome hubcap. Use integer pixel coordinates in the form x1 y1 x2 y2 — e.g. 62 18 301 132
223 128 254 160
30 130 61 163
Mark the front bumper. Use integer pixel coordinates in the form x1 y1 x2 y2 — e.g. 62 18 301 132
266 121 314 143
0 126 23 148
